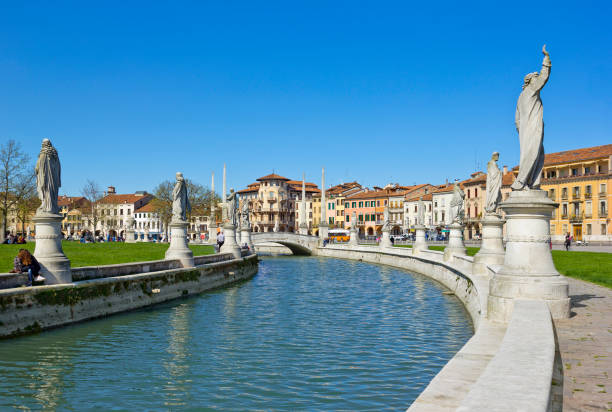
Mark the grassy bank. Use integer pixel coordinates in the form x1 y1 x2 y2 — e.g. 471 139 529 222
0 242 215 273
395 244 612 289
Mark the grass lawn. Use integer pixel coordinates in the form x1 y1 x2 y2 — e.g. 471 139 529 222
0 242 215 273
395 244 612 289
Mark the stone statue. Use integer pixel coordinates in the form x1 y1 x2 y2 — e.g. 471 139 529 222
35 138 61 215
511 45 551 191
450 181 465 223
240 200 250 228
273 219 279 233
226 189 237 226
417 197 425 226
382 206 390 231
485 152 503 213
172 172 191 222
351 211 357 230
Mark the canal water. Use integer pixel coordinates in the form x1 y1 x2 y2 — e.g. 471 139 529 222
0 257 473 411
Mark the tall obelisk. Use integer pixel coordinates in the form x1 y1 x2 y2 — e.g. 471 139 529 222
299 173 308 235
208 171 217 243
319 167 329 241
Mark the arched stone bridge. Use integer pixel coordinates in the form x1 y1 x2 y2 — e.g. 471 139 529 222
251 232 320 255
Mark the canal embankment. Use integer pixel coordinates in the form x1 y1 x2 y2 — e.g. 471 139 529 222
0 253 258 339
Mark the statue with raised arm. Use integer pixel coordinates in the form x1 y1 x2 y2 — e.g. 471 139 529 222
172 172 191 222
226 188 237 226
450 181 465 223
35 138 61 215
511 45 551 191
381 205 391 231
417 196 425 226
485 152 503 213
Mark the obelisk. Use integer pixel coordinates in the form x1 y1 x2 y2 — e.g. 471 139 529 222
299 173 308 235
208 171 217 243
318 167 329 241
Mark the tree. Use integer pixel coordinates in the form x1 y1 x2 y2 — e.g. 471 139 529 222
151 180 173 238
81 180 104 242
14 171 39 234
0 140 32 241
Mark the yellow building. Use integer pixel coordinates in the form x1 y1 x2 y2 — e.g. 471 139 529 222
538 144 611 242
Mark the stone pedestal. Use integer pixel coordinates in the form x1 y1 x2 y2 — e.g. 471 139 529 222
299 223 309 236
33 213 72 284
473 213 505 275
220 223 241 259
488 190 570 321
444 222 466 261
318 223 329 241
165 220 194 267
380 229 392 248
208 222 217 245
412 225 427 255
240 227 254 253
349 228 358 246
125 228 136 243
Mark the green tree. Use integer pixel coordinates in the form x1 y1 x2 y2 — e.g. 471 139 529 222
0 140 33 241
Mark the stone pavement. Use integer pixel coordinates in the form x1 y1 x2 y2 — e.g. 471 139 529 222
554 277 612 411
552 245 612 253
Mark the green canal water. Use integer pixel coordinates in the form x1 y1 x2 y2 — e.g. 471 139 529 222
0 256 473 411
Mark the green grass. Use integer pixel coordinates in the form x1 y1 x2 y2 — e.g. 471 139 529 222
0 242 215 272
395 244 612 289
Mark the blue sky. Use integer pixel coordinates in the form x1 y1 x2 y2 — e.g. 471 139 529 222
1 1 610 196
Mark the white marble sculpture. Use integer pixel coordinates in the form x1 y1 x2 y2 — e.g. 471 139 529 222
240 200 250 229
485 152 503 214
450 181 465 223
381 206 390 231
36 139 61 215
351 211 357 230
417 197 425 226
172 172 191 222
226 189 237 226
511 45 551 191
273 219 279 233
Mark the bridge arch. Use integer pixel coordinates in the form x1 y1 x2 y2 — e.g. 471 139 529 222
251 232 319 256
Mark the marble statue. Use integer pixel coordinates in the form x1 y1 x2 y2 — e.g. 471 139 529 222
226 189 237 226
240 200 250 228
485 152 503 213
351 211 357 230
381 206 390 231
450 181 465 223
417 197 425 226
172 172 191 222
35 138 61 214
273 219 279 233
511 45 551 191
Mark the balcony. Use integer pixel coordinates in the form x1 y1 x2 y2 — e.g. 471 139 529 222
585 192 592 199
569 214 583 223
561 213 568 219
600 209 609 217
600 192 608 197
585 213 592 218
561 194 568 200
571 193 581 200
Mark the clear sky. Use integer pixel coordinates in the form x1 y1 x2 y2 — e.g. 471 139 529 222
1 1 610 196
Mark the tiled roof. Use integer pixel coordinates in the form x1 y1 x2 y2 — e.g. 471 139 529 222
502 172 515 186
286 180 318 188
256 173 290 181
237 185 259 194
543 144 612 166
58 196 88 207
346 190 387 200
433 184 454 194
98 193 152 204
405 193 433 202
463 172 487 186
135 202 157 213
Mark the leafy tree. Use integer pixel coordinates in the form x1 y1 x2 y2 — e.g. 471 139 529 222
14 171 39 234
0 140 33 241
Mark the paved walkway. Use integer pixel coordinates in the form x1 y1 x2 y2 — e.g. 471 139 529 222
554 277 612 411
552 245 612 253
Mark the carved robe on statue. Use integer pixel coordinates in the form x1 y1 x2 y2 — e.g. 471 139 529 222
451 182 465 223
485 153 502 213
511 53 551 190
381 206 390 231
172 173 191 222
417 197 425 226
36 139 61 215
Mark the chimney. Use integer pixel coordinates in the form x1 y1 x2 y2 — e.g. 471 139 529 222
503 166 508 174
107 186 116 194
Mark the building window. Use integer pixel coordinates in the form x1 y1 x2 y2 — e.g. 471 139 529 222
475 188 478 197
585 166 591 174
365 214 370 221
352 202 356 208
548 189 555 200
377 201 380 207
359 201 363 207
571 168 578 176
586 224 592 235
601 224 607 235
371 213 375 221
358 214 363 222
346 215 350 222
550 224 555 234
345 202 349 208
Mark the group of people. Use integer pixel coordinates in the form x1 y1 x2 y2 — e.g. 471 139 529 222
2 233 27 244
9 249 44 286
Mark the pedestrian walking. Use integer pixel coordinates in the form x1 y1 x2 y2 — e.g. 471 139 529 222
216 231 225 252
565 232 571 251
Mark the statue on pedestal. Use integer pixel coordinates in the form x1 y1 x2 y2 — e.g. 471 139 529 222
35 139 61 215
417 197 425 226
241 201 250 229
511 45 551 191
381 206 390 231
450 181 465 223
485 152 503 214
351 211 357 230
226 189 237 226
172 172 191 222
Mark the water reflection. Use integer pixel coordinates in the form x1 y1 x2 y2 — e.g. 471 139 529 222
0 256 473 411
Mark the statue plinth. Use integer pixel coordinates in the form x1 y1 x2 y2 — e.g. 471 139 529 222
299 222 309 236
488 190 569 321
473 213 505 275
33 213 72 284
240 226 254 253
208 217 218 245
125 228 136 243
412 225 427 255
165 219 194 267
380 228 392 249
318 222 328 241
220 223 241 259
444 222 466 261
349 227 358 246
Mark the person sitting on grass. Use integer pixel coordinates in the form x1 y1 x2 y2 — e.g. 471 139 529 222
10 249 42 286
